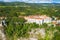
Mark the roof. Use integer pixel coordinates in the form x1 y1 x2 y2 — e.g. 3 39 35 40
24 15 51 20
52 21 57 24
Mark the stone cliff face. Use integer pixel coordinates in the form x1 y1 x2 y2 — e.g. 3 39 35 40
18 28 54 40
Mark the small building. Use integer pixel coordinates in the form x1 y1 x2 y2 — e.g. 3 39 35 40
24 15 52 24
57 20 60 24
2 19 7 27
0 17 7 27
52 20 60 26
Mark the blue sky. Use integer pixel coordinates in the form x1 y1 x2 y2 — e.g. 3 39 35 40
0 0 60 3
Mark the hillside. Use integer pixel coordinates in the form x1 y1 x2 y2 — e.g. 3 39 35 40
0 2 60 6
0 2 60 18
0 2 60 40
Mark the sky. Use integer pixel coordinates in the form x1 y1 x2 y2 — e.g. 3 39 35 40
0 0 60 3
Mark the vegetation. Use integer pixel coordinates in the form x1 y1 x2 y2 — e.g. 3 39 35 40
0 2 60 40
4 17 60 40
0 2 60 18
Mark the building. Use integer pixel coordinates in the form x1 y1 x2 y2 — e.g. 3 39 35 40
0 17 7 27
57 20 60 24
52 20 60 26
24 15 52 24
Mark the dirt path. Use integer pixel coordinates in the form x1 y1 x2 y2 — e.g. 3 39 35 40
0 26 6 40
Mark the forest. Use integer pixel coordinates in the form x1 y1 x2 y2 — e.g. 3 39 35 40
0 2 60 18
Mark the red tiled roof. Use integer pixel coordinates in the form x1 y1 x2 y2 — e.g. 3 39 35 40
24 15 50 20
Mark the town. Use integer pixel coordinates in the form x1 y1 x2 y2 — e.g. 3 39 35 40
0 15 60 27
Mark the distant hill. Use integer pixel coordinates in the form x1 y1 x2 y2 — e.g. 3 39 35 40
0 2 60 18
0 2 60 7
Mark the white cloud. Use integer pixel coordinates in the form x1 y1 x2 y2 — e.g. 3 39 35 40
4 0 9 2
2 0 60 3
4 0 17 2
23 0 52 3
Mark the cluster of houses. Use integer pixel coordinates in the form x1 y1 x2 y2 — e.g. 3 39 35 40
0 15 60 27
24 15 60 26
24 15 52 24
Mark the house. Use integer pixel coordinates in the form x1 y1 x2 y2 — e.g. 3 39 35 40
2 19 7 27
0 17 7 27
24 15 52 24
57 20 60 24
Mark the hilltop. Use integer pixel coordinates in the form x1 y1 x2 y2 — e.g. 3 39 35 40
0 2 60 6
0 2 60 19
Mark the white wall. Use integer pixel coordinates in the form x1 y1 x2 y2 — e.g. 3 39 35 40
26 17 52 24
44 18 52 23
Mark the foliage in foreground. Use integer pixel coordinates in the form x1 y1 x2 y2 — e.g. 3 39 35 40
4 17 60 40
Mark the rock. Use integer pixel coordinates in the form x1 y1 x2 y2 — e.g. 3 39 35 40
29 38 38 40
